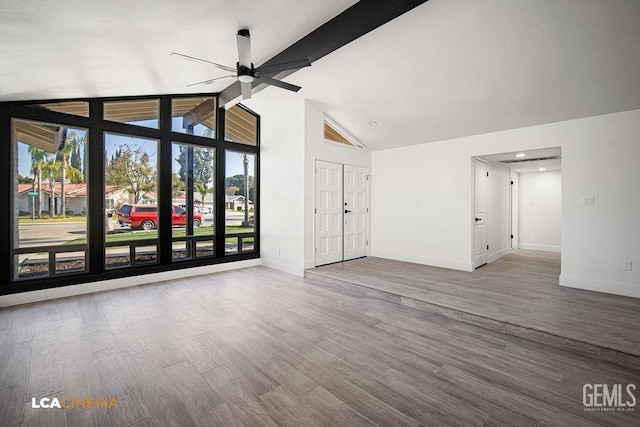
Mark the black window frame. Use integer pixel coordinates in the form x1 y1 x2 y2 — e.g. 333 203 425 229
0 93 260 295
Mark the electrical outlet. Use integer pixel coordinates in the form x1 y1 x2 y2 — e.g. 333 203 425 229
623 260 633 271
581 196 595 206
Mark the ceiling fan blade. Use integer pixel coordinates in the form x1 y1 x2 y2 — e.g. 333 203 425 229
170 52 236 73
256 58 311 76
241 81 252 99
236 30 252 68
185 74 236 88
256 75 302 92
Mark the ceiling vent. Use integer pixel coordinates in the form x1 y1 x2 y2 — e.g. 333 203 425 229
500 155 561 164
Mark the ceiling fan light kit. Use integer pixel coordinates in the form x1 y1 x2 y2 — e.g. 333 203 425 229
172 29 311 101
237 73 255 83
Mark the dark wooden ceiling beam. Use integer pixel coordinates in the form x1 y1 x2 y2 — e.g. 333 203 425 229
219 0 429 106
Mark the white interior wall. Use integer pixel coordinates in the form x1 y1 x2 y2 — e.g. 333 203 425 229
518 171 562 252
246 93 307 276
303 100 371 269
487 161 511 262
371 109 640 298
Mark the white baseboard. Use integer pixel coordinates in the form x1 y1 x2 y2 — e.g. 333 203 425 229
560 274 640 299
518 243 561 253
488 247 512 263
0 259 262 308
371 250 473 272
261 257 304 277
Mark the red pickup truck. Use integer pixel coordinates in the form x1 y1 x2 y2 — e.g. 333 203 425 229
117 204 202 230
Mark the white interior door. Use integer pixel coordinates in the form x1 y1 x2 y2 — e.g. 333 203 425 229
475 159 489 268
315 161 343 266
344 165 368 260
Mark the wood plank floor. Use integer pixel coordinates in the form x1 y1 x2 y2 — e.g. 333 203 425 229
309 251 640 360
0 264 638 426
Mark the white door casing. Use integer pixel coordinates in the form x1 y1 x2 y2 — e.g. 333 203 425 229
474 159 489 268
315 161 343 266
343 165 368 260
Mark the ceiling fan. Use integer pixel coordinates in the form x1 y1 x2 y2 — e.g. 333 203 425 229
171 29 311 100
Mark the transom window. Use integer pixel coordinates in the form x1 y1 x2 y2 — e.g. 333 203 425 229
322 114 365 149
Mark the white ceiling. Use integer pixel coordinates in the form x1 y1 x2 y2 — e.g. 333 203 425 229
2 0 639 153
271 0 640 150
0 0 356 101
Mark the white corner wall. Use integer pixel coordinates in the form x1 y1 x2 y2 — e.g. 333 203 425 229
303 100 371 269
245 93 306 276
371 109 640 298
518 170 562 252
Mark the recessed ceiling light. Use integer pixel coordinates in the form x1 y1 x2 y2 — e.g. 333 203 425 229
539 167 546 171
516 153 526 158
368 120 378 127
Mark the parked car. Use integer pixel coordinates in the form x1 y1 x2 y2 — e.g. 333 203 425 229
117 204 202 230
179 204 203 213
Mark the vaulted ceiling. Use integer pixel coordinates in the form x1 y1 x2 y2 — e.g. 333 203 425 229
271 0 640 150
0 0 357 100
2 0 639 151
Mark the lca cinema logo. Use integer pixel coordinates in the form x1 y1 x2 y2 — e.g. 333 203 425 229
31 397 119 409
583 384 636 412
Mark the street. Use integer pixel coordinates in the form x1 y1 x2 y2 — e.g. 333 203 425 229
17 212 251 247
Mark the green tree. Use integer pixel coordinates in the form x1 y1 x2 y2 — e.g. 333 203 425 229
28 146 49 219
70 140 82 171
17 174 33 184
57 132 84 217
176 146 214 205
172 172 185 198
106 144 157 203
225 175 254 198
41 159 60 217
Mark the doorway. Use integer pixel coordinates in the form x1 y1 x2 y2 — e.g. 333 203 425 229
315 160 369 266
474 147 562 270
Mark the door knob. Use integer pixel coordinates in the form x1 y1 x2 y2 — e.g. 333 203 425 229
345 210 352 214
475 218 481 222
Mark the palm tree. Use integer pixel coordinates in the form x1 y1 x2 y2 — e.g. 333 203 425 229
58 132 84 217
196 181 209 210
28 146 48 219
41 159 60 217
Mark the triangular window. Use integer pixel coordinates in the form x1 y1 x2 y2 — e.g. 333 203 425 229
323 115 365 149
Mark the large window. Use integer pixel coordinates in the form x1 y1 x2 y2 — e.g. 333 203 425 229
1 94 259 294
172 143 215 260
225 151 256 254
12 119 89 280
105 133 159 269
